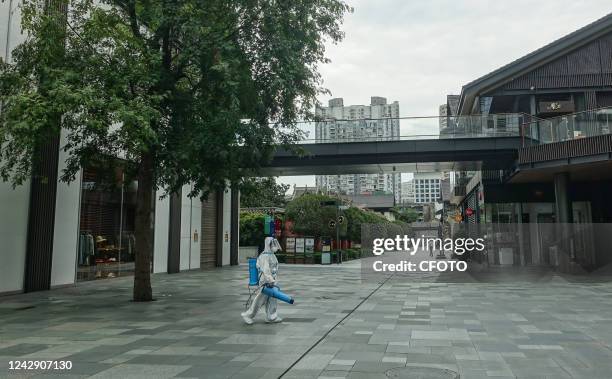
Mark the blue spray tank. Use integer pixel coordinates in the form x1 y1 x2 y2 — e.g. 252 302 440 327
248 257 259 286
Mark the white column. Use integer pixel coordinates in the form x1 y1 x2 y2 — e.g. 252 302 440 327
180 185 191 271
222 188 232 266
51 130 82 287
0 0 28 295
153 191 170 273
179 184 202 271
190 196 201 270
0 182 29 293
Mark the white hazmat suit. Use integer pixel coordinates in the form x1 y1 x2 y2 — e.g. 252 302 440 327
241 237 282 324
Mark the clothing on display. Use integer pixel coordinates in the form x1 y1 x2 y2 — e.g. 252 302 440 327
78 233 95 266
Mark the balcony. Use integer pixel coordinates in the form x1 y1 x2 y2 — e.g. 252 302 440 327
523 106 612 146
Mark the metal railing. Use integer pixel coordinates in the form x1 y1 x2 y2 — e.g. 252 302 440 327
523 106 612 146
295 113 529 144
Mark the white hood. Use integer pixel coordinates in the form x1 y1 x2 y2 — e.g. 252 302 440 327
264 237 282 253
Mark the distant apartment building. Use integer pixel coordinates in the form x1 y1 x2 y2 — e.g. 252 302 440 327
315 97 402 203
439 95 460 132
413 173 443 204
400 180 415 204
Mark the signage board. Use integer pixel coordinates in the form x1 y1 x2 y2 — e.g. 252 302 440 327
295 238 305 253
305 238 315 253
285 237 296 253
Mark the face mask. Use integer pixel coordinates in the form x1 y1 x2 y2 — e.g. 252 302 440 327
271 239 282 253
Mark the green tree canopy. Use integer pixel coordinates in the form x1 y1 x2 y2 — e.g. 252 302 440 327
285 193 345 238
240 177 289 208
0 0 351 300
239 211 265 247
391 206 419 223
344 206 388 242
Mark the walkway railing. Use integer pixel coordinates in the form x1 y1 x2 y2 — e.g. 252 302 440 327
291 113 529 144
523 106 612 146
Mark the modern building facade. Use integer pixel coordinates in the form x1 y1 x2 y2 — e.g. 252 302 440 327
315 97 402 203
450 13 612 272
0 3 240 295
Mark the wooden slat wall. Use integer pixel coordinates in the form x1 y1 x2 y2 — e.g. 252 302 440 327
25 134 60 292
503 32 612 90
519 134 612 164
200 192 217 269
230 188 239 266
167 190 182 274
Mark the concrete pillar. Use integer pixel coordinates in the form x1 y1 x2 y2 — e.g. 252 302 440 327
516 203 526 266
553 172 573 223
221 188 232 265
553 172 574 271
215 190 224 267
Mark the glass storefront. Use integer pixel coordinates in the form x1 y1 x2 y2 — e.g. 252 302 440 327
77 165 138 281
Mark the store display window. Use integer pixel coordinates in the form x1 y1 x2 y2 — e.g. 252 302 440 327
77 164 138 281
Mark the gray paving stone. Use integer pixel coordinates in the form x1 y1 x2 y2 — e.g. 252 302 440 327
1 255 612 378
87 363 191 379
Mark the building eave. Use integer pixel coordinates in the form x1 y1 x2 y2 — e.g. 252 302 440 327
458 12 612 115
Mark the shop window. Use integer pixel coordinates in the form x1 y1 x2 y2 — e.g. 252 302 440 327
77 165 138 281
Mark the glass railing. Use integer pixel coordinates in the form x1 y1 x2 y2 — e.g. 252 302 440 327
290 113 530 144
523 107 612 146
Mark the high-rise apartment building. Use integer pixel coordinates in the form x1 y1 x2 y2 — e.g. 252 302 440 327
315 97 402 203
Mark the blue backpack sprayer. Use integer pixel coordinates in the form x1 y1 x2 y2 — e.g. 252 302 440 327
246 257 295 307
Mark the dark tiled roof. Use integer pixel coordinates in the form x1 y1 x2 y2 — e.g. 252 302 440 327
458 13 612 114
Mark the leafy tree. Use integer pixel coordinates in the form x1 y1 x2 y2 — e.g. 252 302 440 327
285 193 346 238
0 0 351 300
240 177 289 208
344 207 387 242
239 211 265 247
392 206 419 223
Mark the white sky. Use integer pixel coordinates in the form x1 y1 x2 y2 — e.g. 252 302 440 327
279 0 612 190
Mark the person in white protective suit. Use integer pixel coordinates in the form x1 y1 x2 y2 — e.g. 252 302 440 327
241 237 283 324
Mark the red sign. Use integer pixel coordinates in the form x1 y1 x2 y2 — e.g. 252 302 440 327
465 207 474 217
274 219 282 237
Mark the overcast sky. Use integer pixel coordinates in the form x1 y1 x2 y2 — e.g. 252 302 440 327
279 0 612 190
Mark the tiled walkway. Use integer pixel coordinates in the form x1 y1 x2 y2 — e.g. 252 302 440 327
2 252 612 378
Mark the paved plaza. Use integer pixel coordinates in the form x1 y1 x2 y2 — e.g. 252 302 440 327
2 252 612 379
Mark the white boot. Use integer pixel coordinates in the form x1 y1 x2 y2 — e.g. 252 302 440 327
266 317 283 323
241 312 254 325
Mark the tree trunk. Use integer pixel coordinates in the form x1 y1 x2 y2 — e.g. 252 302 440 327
133 152 154 301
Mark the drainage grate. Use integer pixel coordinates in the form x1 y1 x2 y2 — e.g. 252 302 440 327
386 367 459 379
